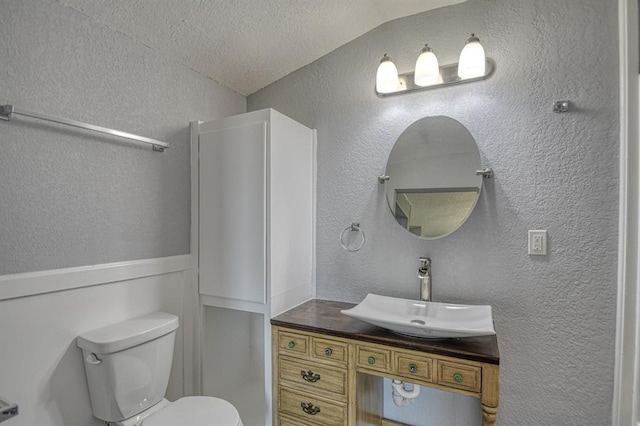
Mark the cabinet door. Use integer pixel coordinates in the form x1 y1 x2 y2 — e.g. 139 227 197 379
199 121 266 303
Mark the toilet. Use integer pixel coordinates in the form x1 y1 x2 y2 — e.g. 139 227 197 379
77 312 243 426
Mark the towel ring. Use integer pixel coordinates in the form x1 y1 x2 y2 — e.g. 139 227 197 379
340 222 365 252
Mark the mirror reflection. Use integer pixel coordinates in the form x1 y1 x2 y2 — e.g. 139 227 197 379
384 116 483 239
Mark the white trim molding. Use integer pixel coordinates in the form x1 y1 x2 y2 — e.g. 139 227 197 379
614 0 640 424
0 255 192 301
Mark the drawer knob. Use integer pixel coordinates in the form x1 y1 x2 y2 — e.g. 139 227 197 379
301 370 321 383
367 356 376 365
408 364 418 374
324 348 333 356
300 402 321 415
288 341 295 349
453 373 464 383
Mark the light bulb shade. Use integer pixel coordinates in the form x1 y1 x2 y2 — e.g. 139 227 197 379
414 45 440 87
376 54 399 93
458 34 486 79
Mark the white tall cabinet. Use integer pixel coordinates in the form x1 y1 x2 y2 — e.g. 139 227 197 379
191 109 316 426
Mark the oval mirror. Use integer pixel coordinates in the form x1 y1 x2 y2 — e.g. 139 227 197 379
383 116 483 239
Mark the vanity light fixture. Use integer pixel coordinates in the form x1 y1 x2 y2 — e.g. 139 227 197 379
376 54 399 94
375 34 494 97
458 34 486 79
414 44 440 86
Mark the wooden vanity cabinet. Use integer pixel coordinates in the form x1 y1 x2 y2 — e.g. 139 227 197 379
272 300 500 426
274 328 350 425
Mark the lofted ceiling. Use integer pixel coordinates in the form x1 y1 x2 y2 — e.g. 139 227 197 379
57 0 467 96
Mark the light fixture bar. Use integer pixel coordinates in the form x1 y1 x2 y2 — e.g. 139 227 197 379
375 58 495 97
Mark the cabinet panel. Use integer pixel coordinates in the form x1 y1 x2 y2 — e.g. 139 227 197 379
279 356 347 400
437 360 482 393
199 121 267 304
356 344 391 373
394 352 434 383
279 386 347 425
269 110 315 306
311 336 348 365
278 330 309 356
278 413 316 426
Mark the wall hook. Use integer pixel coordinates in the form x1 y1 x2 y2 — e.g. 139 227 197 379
553 100 570 113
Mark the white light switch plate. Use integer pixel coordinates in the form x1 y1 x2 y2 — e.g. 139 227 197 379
528 230 547 255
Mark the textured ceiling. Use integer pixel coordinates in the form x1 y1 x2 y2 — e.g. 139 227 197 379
57 0 467 95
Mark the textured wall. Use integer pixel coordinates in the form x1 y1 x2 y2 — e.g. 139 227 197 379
249 0 619 425
0 0 245 274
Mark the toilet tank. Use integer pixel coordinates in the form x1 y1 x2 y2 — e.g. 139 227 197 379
77 312 179 422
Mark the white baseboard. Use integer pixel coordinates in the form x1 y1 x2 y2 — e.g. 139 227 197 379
0 255 192 301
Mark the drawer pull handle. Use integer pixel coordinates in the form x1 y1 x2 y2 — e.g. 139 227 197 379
301 370 321 383
300 402 321 415
408 363 418 374
324 348 333 356
288 341 295 349
453 373 464 383
367 356 376 365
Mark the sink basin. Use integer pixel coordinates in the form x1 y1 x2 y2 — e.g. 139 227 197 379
340 293 495 339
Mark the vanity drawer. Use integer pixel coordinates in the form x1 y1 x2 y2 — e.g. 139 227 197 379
279 386 347 425
279 356 347 400
436 360 481 393
278 413 316 426
278 330 309 357
394 352 434 383
356 344 391 373
311 336 348 365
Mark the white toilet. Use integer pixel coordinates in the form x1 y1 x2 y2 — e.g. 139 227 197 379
77 312 243 426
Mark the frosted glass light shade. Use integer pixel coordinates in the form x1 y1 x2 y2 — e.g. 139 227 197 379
414 44 440 87
458 34 486 79
376 54 399 93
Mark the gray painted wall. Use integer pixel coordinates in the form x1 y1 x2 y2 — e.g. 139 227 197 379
0 0 245 275
249 0 619 425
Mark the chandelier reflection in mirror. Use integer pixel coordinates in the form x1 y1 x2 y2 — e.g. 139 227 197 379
375 34 495 97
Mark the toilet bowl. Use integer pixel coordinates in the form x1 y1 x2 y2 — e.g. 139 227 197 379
77 312 242 426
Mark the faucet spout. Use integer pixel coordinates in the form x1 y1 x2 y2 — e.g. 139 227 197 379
418 257 431 302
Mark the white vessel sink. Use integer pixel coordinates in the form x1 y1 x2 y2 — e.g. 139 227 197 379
341 293 495 339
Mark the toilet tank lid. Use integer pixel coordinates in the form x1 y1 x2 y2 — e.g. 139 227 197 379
76 312 179 354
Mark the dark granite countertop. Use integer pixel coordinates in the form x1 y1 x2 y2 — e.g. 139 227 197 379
271 299 499 365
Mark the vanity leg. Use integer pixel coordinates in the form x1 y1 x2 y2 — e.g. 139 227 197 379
482 404 498 426
481 364 499 426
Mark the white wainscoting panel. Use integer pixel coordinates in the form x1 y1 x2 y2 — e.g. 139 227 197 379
0 256 194 426
0 255 191 301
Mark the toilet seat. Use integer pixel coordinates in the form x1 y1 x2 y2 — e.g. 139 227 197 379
142 396 243 426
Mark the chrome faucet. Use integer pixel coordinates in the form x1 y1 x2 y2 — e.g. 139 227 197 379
418 257 432 302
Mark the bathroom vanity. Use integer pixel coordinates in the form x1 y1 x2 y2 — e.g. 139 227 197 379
271 299 499 426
